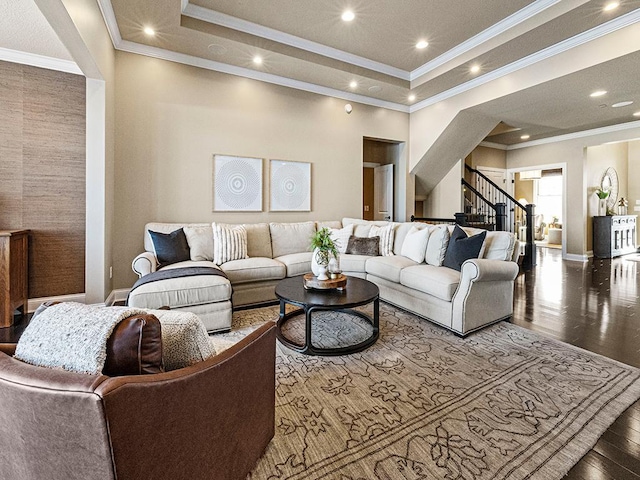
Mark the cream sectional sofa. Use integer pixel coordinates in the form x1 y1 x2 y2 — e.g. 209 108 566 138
130 219 519 336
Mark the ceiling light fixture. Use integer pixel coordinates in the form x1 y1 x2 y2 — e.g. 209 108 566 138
143 26 155 36
416 40 429 49
634 111 640 117
520 134 530 140
349 80 358 89
612 101 634 107
590 90 607 97
253 55 262 65
341 10 355 22
408 94 416 102
470 65 480 74
603 1 619 11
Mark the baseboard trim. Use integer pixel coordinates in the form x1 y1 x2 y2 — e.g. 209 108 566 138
106 289 131 306
28 294 87 313
565 253 589 262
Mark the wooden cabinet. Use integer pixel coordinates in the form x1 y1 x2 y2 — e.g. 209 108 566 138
0 230 29 327
593 216 637 258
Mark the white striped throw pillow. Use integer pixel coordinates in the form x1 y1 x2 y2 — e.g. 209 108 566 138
212 223 248 265
369 224 395 256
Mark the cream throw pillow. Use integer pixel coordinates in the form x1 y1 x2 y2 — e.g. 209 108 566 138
212 223 248 265
425 226 450 266
329 224 354 254
400 226 431 263
369 224 394 256
183 225 214 261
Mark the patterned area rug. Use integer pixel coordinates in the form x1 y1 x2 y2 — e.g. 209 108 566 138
211 304 640 480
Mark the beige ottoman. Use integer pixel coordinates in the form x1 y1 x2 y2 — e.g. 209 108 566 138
547 227 562 245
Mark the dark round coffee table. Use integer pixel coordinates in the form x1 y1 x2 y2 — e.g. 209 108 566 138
275 275 379 356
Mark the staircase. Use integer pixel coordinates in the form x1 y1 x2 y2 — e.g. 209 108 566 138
461 164 536 269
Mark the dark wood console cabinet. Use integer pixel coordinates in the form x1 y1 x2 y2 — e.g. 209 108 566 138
0 230 29 327
592 215 637 258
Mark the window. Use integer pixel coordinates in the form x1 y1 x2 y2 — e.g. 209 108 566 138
534 175 562 224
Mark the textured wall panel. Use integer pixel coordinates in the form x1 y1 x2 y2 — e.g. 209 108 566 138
0 61 85 298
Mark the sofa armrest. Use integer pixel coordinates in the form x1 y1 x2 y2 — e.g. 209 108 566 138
132 251 157 277
452 259 519 335
95 322 276 480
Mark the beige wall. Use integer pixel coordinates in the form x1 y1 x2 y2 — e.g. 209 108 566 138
514 174 534 204
629 141 640 245
424 160 463 218
113 51 409 288
470 146 506 170
585 143 629 251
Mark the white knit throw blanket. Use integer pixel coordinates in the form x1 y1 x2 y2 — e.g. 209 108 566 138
15 302 148 375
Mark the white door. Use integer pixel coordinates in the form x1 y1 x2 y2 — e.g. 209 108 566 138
477 167 507 191
374 164 393 221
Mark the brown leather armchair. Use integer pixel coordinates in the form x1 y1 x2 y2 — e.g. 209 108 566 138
0 322 275 480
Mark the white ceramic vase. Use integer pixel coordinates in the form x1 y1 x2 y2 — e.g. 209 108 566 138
316 264 329 281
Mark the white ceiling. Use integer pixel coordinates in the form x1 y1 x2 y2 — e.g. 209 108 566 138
0 0 71 61
2 0 640 146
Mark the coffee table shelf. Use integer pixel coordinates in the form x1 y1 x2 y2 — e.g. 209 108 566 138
275 275 379 356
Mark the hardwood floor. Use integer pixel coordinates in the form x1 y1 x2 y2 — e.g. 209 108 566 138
1 246 638 477
513 247 640 478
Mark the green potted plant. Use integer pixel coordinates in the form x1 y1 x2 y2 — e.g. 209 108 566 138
595 188 609 216
310 227 338 280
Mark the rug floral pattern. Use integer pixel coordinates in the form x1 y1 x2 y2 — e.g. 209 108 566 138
216 304 640 480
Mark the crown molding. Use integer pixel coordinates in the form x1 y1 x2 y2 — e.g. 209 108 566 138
181 2 409 81
410 8 640 113
117 40 409 113
96 0 122 46
409 0 562 81
506 120 640 150
478 141 508 151
0 47 82 75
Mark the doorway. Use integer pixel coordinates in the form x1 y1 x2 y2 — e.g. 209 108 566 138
362 137 402 221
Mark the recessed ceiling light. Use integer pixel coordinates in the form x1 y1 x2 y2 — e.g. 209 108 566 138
253 55 262 65
143 26 155 36
408 94 416 102
341 10 355 22
349 80 358 89
634 111 640 117
612 101 634 107
416 40 429 49
208 44 228 55
470 64 480 74
590 90 607 97
520 134 530 140
368 85 382 93
603 1 619 11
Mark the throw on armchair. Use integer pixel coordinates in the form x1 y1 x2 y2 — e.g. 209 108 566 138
0 317 275 480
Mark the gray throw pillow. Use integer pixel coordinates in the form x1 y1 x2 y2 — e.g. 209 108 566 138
443 225 486 271
345 235 380 256
149 228 190 267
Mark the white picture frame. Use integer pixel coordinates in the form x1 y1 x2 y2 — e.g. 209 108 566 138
269 160 311 212
213 155 263 212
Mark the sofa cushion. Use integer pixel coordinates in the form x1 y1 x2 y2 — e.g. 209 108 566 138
221 257 286 284
346 235 379 256
243 223 272 258
425 226 450 267
339 253 372 273
400 265 461 302
104 314 164 376
481 231 516 261
366 255 418 283
149 228 191 267
393 222 424 255
316 220 342 230
269 222 316 258
213 223 248 264
329 224 354 254
400 226 431 263
369 224 394 256
183 225 214 261
275 252 313 277
128 268 231 308
145 309 215 371
443 225 487 271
